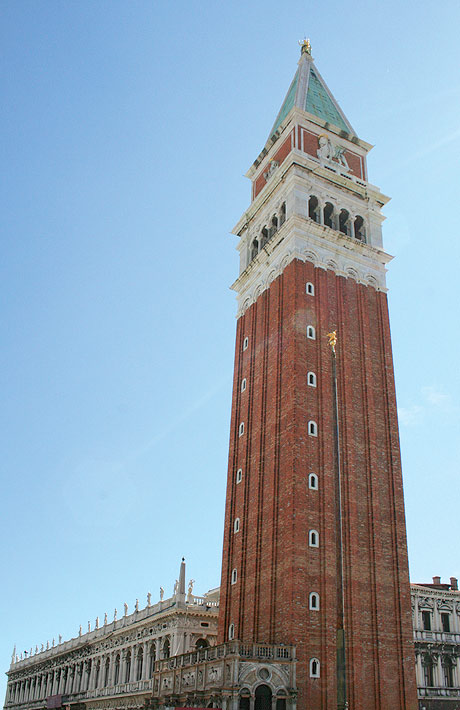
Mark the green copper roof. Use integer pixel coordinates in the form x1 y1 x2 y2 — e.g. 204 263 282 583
305 69 348 132
270 70 299 137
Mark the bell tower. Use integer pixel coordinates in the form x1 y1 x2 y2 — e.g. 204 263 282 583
218 42 417 710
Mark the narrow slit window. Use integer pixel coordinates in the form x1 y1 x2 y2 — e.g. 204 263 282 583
234 518 240 533
236 468 243 484
306 282 315 296
231 569 237 585
310 658 320 678
241 378 247 392
309 593 320 610
308 473 318 490
309 530 319 547
228 623 235 640
239 422 245 437
308 421 318 437
307 372 316 387
307 325 316 340
243 337 249 351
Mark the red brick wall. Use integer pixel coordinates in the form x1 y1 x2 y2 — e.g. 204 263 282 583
253 132 294 199
300 127 365 180
218 260 417 710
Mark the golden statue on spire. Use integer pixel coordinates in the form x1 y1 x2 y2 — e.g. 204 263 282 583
326 330 337 353
299 38 312 55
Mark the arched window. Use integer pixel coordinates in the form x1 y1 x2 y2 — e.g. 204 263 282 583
423 654 434 687
308 196 320 223
234 518 240 533
309 530 319 547
339 209 350 235
149 643 155 677
255 684 272 710
279 202 286 226
241 378 247 392
195 638 209 649
309 592 320 610
231 568 237 585
443 656 454 687
85 660 92 691
94 661 100 689
239 422 245 437
251 239 259 261
236 468 243 484
125 650 131 683
114 654 120 685
323 202 334 228
306 281 315 295
306 325 316 340
308 421 318 437
310 658 320 678
228 623 235 640
308 473 318 490
354 215 366 242
162 639 170 660
307 372 316 387
243 336 249 351
104 658 110 687
136 647 143 681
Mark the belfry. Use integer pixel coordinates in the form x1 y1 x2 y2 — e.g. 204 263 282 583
218 40 418 710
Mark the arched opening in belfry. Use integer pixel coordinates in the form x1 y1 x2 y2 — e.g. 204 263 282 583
162 638 170 659
260 227 269 249
279 202 286 225
251 238 259 261
270 214 278 237
195 638 209 649
354 215 366 241
339 208 350 235
323 202 334 228
255 684 272 710
308 196 319 223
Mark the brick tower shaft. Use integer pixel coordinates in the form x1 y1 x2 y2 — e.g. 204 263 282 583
218 43 417 710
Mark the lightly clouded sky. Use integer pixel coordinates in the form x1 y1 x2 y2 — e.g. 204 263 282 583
1 0 460 699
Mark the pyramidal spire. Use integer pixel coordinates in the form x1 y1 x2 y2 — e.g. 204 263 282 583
269 40 355 140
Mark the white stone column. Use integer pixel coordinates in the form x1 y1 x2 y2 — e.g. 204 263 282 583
142 642 149 680
88 659 96 691
435 655 443 687
416 653 423 689
130 645 137 682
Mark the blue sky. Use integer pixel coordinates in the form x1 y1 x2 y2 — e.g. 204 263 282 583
1 0 460 700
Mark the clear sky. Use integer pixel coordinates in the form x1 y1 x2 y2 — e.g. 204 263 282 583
1 0 459 701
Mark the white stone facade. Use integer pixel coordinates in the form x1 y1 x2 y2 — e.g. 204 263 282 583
412 578 460 709
4 562 219 710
